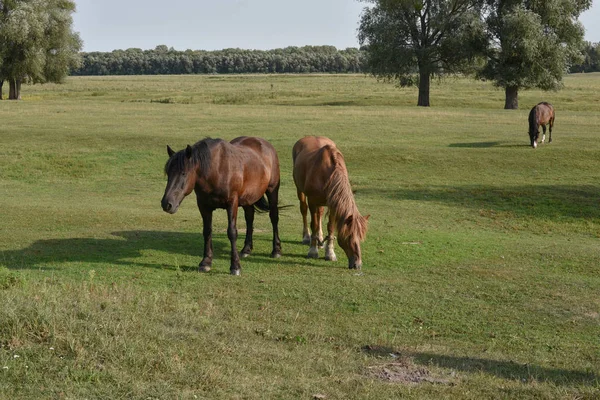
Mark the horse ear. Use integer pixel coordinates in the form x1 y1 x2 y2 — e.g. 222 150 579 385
167 145 175 157
185 145 193 159
364 214 371 221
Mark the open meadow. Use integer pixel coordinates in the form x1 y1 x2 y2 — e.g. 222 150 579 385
1 73 599 399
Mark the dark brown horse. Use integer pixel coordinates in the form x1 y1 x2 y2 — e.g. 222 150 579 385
161 137 282 275
528 102 555 148
292 136 368 270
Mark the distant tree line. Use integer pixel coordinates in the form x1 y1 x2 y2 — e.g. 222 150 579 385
70 45 365 76
569 42 600 73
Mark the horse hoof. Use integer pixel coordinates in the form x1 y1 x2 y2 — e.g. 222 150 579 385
241 252 251 258
325 255 337 262
199 265 211 273
230 269 241 276
307 251 319 259
270 252 282 259
302 238 311 245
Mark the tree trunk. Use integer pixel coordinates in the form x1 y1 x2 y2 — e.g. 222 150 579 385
504 86 518 109
417 69 431 107
8 78 22 100
0 80 3 100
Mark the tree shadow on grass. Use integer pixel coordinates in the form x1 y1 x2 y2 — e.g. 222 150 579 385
362 345 599 386
363 184 600 221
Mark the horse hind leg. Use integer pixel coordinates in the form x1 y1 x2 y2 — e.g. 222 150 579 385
241 205 254 258
298 191 311 245
549 116 554 143
266 186 282 258
307 203 321 259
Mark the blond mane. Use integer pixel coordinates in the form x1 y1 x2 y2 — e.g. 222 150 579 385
324 147 368 242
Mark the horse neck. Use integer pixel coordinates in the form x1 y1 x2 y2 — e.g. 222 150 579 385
529 107 538 133
325 161 361 232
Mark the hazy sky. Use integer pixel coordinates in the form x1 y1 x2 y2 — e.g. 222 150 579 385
73 0 600 52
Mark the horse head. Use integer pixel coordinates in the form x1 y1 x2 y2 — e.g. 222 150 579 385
161 145 196 214
337 214 369 270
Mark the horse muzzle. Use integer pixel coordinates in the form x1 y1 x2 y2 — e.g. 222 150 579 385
348 257 362 270
161 197 179 214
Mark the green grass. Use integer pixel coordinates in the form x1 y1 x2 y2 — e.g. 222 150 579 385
1 73 599 399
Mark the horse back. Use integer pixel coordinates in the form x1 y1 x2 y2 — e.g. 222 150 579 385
197 137 279 207
534 102 555 125
293 136 343 203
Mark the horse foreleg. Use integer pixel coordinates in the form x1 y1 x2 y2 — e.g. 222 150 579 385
307 203 320 259
549 117 554 143
541 124 547 144
198 205 214 272
241 205 254 258
227 200 241 275
298 191 311 245
266 187 282 258
324 213 337 262
316 206 325 248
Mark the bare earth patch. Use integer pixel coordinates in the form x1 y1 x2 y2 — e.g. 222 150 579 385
363 346 454 385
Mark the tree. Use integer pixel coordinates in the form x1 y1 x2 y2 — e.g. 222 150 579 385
570 41 600 73
0 0 82 100
481 0 591 109
358 0 487 106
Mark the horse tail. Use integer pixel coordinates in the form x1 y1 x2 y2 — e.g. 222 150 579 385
254 194 293 213
254 195 270 213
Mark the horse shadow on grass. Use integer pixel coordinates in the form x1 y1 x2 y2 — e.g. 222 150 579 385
448 141 527 148
0 231 230 271
0 231 314 272
362 345 599 386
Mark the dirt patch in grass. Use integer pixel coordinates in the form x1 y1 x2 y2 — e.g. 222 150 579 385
363 345 455 385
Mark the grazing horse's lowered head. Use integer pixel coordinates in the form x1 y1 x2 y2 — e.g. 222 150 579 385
292 136 369 270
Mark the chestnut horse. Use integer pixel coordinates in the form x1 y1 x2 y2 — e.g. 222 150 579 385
292 136 368 270
161 137 282 275
528 102 555 148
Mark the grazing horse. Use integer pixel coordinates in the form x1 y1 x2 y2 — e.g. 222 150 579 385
161 137 282 275
528 102 555 148
292 136 369 270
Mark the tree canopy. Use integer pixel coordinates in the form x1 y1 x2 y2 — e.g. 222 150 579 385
358 0 487 106
480 0 591 109
0 0 82 100
71 46 365 76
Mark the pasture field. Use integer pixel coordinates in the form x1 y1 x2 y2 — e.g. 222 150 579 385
1 73 599 399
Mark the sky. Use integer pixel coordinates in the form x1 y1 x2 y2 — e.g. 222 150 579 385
73 0 600 53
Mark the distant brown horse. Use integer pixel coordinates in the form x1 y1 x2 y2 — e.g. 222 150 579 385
292 136 368 270
161 137 282 275
528 102 555 148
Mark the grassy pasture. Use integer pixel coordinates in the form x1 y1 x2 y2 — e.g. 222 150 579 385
1 73 599 399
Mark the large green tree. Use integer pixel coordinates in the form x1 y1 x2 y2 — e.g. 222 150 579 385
481 0 591 109
358 0 487 106
0 0 81 100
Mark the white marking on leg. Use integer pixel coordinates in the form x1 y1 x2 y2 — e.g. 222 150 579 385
542 134 545 143
324 237 337 262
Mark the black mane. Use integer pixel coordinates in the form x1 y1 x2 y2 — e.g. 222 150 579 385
164 137 224 176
